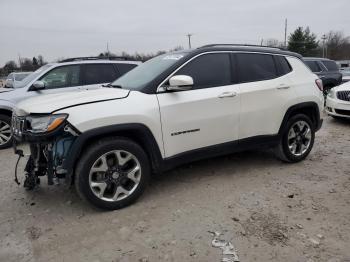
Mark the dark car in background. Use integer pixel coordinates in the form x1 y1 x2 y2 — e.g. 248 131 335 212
304 57 342 94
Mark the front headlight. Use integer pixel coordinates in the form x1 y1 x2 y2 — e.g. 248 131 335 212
26 114 68 134
328 89 336 99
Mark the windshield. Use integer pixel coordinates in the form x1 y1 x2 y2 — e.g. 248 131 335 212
111 52 188 90
15 64 53 88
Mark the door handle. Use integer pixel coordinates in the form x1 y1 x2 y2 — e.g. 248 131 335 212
276 85 290 90
218 91 237 98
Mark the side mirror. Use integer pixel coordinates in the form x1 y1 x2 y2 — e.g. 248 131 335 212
5 80 14 88
31 80 45 91
167 75 193 91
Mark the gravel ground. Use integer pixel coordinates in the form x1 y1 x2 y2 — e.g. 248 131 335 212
0 115 349 262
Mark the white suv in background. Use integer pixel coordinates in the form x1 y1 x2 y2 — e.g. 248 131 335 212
12 45 324 210
326 81 350 119
0 57 140 149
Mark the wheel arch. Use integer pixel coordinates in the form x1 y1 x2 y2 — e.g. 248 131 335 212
0 108 13 118
63 123 164 183
278 102 322 135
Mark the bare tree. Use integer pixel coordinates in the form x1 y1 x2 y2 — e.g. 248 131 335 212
325 31 350 60
265 38 280 47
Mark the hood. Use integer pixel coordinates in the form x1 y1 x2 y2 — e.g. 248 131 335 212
16 88 130 116
334 81 350 92
0 87 26 103
0 87 14 94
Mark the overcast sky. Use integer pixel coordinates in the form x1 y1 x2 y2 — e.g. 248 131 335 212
0 0 349 65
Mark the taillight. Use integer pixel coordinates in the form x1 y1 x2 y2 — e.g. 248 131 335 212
315 79 323 92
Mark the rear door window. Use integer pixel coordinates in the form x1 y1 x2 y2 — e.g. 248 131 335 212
236 53 278 83
116 63 138 75
174 53 231 89
305 61 321 72
322 60 339 71
83 64 120 85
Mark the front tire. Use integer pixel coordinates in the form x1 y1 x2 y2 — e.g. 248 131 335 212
275 114 315 163
0 114 13 149
75 137 150 210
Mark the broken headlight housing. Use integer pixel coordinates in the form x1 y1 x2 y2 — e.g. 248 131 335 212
328 89 335 99
26 114 68 134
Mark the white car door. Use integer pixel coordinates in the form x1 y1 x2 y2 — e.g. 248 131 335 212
157 53 240 158
235 53 297 139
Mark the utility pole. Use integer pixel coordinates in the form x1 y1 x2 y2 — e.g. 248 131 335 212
18 53 22 70
284 18 288 48
187 34 193 49
106 42 110 58
321 34 327 58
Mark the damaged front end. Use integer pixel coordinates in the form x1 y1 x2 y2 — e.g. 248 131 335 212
12 113 79 190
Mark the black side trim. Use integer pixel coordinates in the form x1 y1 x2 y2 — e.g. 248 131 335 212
51 91 130 113
63 123 163 177
161 135 280 172
279 102 322 134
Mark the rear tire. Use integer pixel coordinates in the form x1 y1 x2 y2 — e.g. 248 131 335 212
0 114 13 149
275 114 315 163
75 137 150 210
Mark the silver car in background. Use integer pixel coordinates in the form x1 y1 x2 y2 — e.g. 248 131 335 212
0 57 140 149
5 72 33 88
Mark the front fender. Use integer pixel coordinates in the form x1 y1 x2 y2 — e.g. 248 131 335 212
62 123 164 184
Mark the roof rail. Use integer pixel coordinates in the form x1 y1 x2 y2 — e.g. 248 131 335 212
59 56 129 63
198 44 285 50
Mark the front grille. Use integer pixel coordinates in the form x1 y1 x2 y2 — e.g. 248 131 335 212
11 114 25 137
337 91 350 102
335 109 350 116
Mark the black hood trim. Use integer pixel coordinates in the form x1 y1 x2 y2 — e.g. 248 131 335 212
51 90 130 113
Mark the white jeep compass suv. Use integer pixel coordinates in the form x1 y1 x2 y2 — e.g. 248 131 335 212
12 45 324 210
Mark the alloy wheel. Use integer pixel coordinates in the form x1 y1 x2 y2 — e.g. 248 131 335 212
88 150 141 202
287 121 312 156
0 120 12 146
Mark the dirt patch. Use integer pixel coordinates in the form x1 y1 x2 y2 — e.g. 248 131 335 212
242 212 289 245
26 226 42 240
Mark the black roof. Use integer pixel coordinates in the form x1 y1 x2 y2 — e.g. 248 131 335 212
59 56 131 63
195 44 302 59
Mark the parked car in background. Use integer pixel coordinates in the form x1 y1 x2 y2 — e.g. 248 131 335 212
12 45 324 209
0 57 140 149
340 68 350 83
5 72 33 88
326 81 350 119
304 57 342 94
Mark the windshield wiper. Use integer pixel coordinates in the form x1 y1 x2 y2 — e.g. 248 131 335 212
102 83 123 89
110 84 123 89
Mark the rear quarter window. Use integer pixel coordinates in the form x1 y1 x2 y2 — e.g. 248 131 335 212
275 56 292 76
